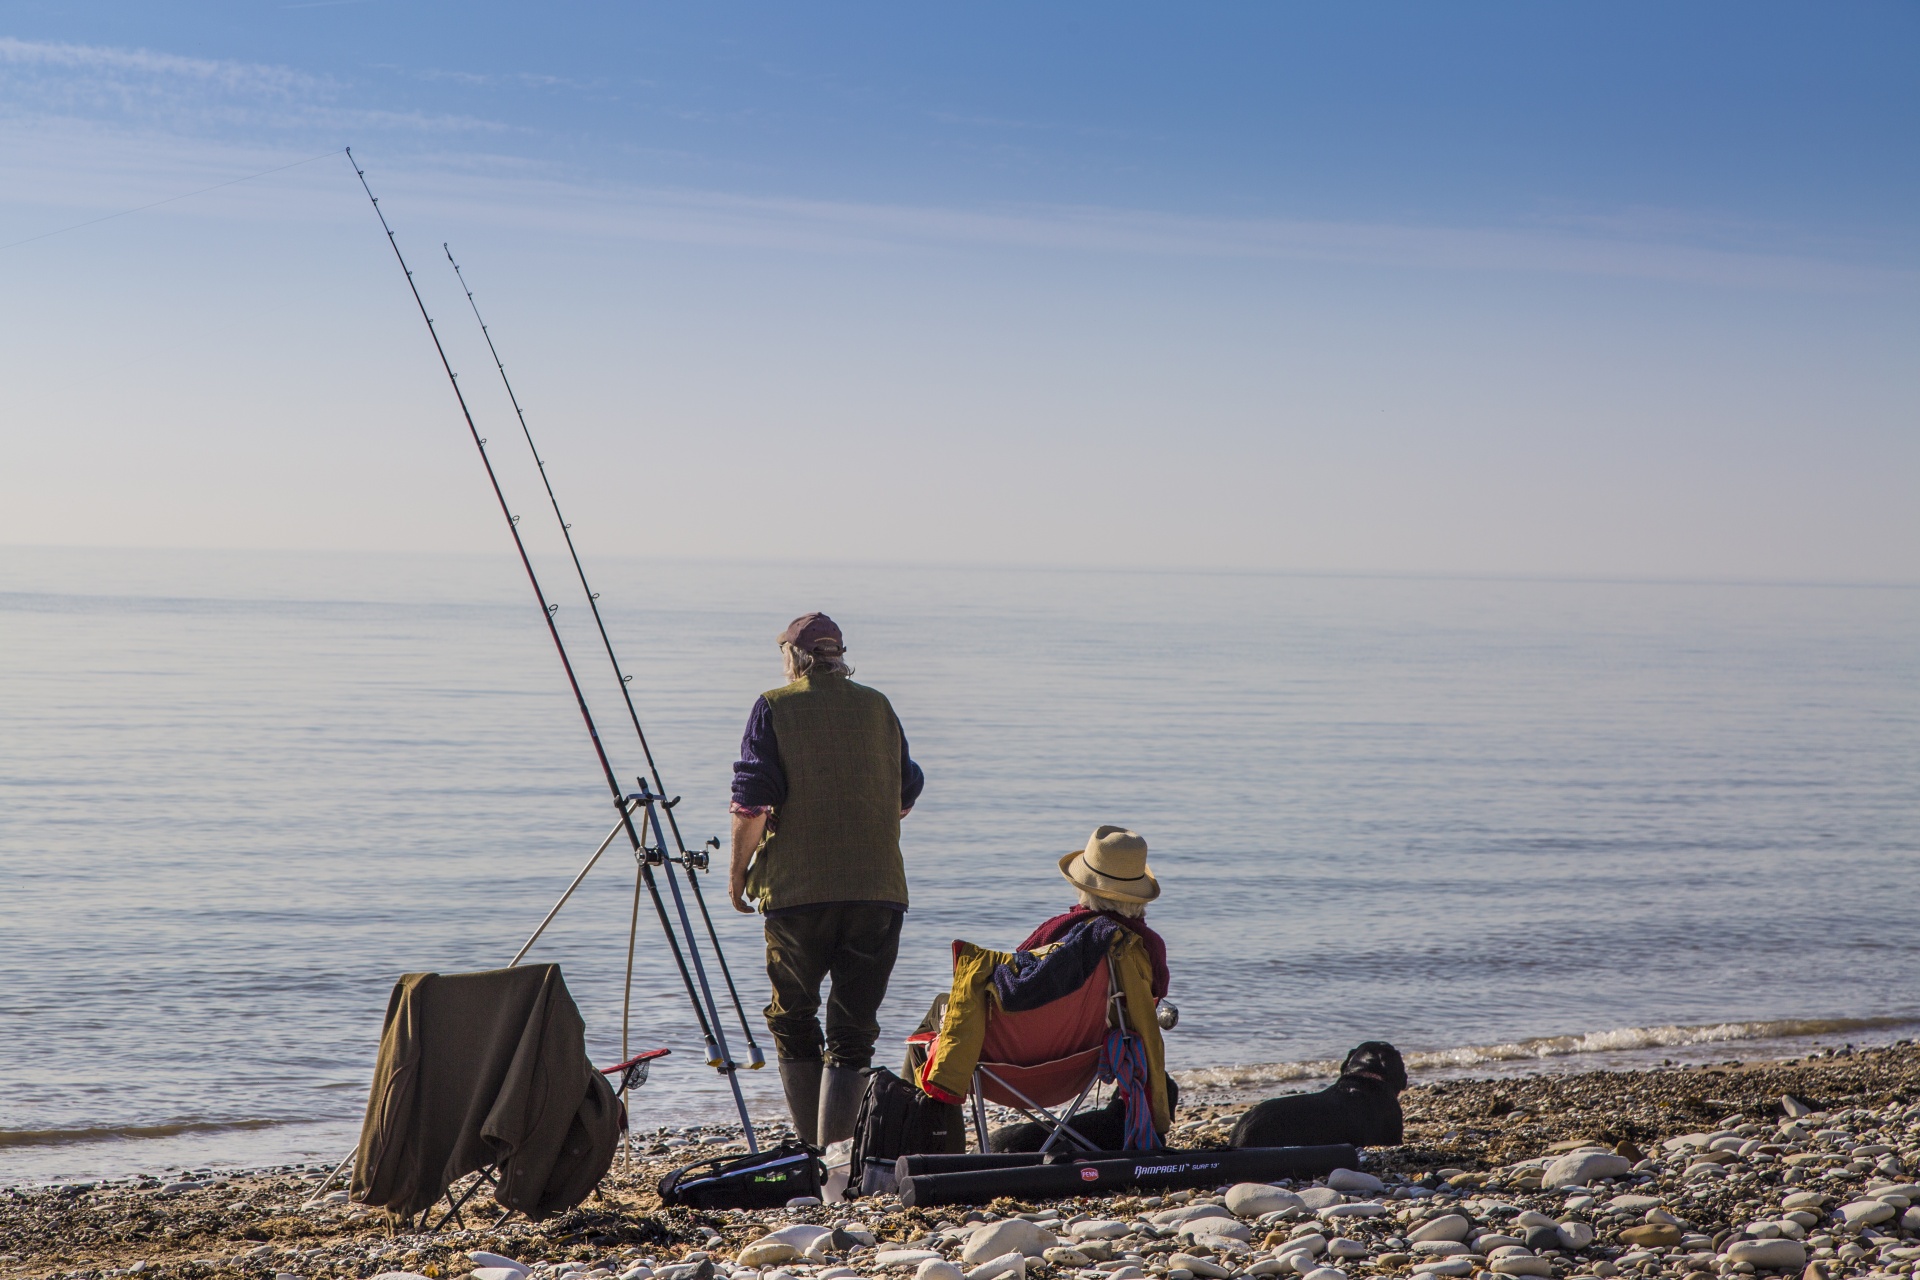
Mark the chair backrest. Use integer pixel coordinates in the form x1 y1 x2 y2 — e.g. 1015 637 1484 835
978 956 1115 1067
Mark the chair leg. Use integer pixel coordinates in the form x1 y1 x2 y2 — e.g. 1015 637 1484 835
1038 1073 1104 1154
970 1069 991 1154
977 1066 1103 1154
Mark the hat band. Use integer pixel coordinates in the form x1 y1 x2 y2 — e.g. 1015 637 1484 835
1084 864 1147 881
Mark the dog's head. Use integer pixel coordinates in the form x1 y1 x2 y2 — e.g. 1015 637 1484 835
1339 1041 1408 1093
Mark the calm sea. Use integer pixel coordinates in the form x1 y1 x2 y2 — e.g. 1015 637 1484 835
3 546 1917 1185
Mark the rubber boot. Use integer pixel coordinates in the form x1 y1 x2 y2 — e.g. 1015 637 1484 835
818 1064 865 1148
778 1058 823 1148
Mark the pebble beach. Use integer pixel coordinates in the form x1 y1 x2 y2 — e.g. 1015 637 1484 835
7 1042 1917 1280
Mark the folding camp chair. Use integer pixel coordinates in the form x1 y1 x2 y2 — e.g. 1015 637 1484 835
906 942 1140 1155
427 1047 669 1231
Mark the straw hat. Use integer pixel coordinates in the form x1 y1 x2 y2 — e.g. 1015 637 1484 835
1058 825 1159 904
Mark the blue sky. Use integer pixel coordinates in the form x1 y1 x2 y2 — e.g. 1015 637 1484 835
1 4 1915 578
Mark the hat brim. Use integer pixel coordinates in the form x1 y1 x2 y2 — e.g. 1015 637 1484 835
1058 849 1160 904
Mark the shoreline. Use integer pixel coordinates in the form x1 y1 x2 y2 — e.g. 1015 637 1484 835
5 1041 1916 1280
15 1025 1916 1192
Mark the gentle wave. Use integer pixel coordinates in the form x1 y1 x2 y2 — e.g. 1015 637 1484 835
1175 1016 1920 1090
0 1118 295 1150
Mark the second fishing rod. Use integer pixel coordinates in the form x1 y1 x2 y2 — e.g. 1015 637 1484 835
347 150 758 1149
440 241 763 1075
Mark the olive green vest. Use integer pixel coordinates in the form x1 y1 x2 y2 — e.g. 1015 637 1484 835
746 673 909 913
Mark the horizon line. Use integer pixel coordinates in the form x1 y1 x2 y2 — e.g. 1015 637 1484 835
3 540 1916 595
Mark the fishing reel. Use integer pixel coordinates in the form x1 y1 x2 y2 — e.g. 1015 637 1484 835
683 836 720 873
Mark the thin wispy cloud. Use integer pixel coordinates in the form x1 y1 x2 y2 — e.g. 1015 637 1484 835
0 36 510 137
0 36 322 97
384 171 1911 293
0 36 1908 294
410 66 603 92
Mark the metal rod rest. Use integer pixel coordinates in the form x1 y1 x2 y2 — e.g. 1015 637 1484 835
638 782 759 1152
508 804 635 967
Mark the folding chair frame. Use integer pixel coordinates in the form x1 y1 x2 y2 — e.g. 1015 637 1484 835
428 1165 513 1232
969 1065 1106 1154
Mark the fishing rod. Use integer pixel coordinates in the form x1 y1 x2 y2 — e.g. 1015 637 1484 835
442 244 763 1074
345 150 757 1149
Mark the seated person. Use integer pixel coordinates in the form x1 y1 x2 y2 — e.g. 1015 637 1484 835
987 826 1177 1152
1020 823 1169 1002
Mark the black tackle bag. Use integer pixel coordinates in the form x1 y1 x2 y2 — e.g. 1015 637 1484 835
658 1139 823 1209
849 1066 966 1194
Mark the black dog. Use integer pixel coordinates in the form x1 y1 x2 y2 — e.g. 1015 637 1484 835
990 1073 1180 1153
1229 1041 1407 1148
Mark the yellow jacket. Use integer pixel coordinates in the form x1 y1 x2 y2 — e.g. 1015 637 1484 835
922 930 1169 1135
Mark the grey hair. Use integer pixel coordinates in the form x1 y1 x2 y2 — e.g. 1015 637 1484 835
1076 886 1147 919
783 641 854 682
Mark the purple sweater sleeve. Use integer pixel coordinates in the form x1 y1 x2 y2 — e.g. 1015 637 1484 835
731 696 786 810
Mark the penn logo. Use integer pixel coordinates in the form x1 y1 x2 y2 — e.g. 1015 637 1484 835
1080 1167 1099 1182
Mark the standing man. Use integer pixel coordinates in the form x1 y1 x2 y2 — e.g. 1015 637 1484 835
729 613 925 1150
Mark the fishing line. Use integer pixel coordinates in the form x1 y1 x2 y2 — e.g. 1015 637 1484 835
443 243 765 1072
345 148 757 1149
0 148 345 254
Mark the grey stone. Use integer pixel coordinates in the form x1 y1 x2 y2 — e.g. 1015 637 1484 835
1556 1222 1595 1250
1838 1201 1895 1227
1724 1240 1807 1271
962 1221 1054 1265
1545 1152 1631 1188
1281 1232 1327 1257
1490 1259 1553 1278
654 1265 713 1280
1607 1195 1662 1212
1179 1218 1252 1244
1327 1169 1384 1193
735 1245 801 1270
1522 1226 1562 1252
875 1252 941 1269
1226 1184 1306 1217
965 1255 1025 1280
1409 1217 1472 1244
1071 1221 1133 1240
1298 1187 1345 1211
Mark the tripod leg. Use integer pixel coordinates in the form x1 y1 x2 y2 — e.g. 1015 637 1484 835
621 862 645 1169
646 804 758 1151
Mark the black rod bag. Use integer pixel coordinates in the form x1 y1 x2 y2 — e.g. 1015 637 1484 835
897 1151 1058 1178
659 1140 823 1209
898 1143 1359 1207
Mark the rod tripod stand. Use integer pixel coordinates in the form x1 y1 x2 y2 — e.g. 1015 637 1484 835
310 153 768 1212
